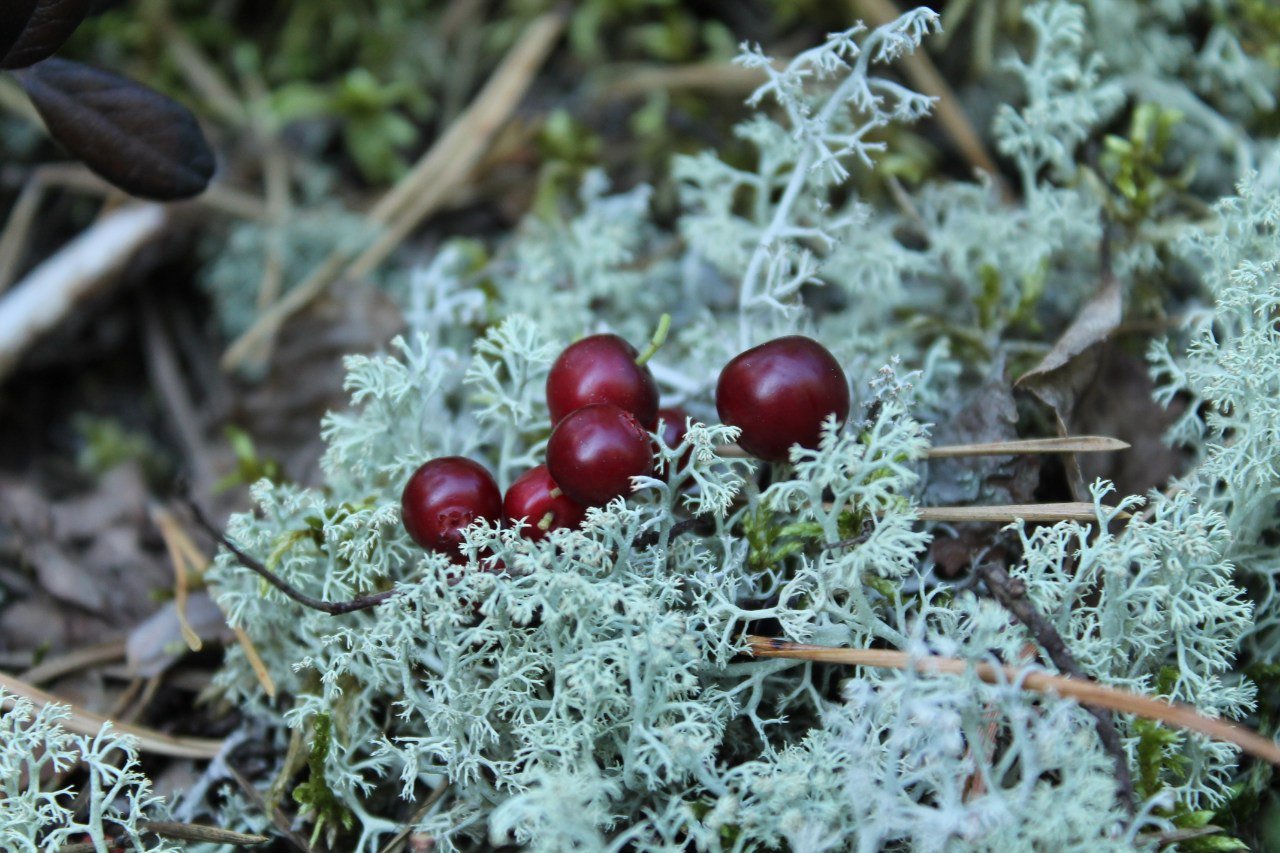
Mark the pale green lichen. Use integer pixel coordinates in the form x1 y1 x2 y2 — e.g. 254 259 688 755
12 2 1280 849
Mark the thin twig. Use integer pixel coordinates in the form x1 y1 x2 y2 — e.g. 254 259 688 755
229 764 317 853
977 561 1134 812
184 497 397 615
153 505 204 651
633 515 716 551
595 60 776 100
820 501 1118 524
139 821 269 846
0 175 45 293
744 636 1280 767
142 303 218 497
925 435 1130 458
233 626 278 699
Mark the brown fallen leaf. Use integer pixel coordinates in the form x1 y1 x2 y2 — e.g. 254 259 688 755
1016 270 1124 500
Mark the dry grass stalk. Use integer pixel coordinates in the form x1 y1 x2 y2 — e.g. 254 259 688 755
221 9 568 371
152 505 205 652
18 640 127 687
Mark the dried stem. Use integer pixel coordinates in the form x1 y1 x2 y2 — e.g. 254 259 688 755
377 782 452 853
814 501 1115 524
744 636 1280 767
977 561 1134 812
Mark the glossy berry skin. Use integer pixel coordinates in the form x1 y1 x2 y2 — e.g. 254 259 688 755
655 406 692 473
547 334 659 429
716 336 850 462
546 403 654 507
401 457 502 561
504 464 587 541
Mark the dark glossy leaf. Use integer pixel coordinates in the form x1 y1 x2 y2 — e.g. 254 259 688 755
1 0 94 69
0 0 39 63
17 58 215 200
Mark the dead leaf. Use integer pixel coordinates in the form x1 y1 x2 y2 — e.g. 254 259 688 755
1015 272 1124 499
927 358 1020 505
1070 349 1188 496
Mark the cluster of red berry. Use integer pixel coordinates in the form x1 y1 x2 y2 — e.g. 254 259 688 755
400 332 849 562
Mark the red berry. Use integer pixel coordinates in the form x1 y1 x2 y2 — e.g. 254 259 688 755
715 336 850 462
401 457 502 561
546 403 655 507
547 334 659 429
504 464 587 540
655 406 692 473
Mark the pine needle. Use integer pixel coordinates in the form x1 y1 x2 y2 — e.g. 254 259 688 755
744 636 1280 767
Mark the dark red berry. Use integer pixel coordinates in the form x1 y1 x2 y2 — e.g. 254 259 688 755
401 457 502 561
546 403 654 507
655 406 693 473
715 336 850 462
504 464 587 540
547 334 659 429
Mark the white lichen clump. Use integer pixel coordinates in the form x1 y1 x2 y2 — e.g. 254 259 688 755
6 2 1279 850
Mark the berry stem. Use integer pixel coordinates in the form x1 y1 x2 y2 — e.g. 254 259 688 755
537 511 556 531
547 486 563 499
634 313 671 366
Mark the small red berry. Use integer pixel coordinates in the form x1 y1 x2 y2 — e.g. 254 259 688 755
547 334 659 429
504 464 587 540
655 406 693 473
546 403 655 507
715 336 850 462
401 457 502 561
